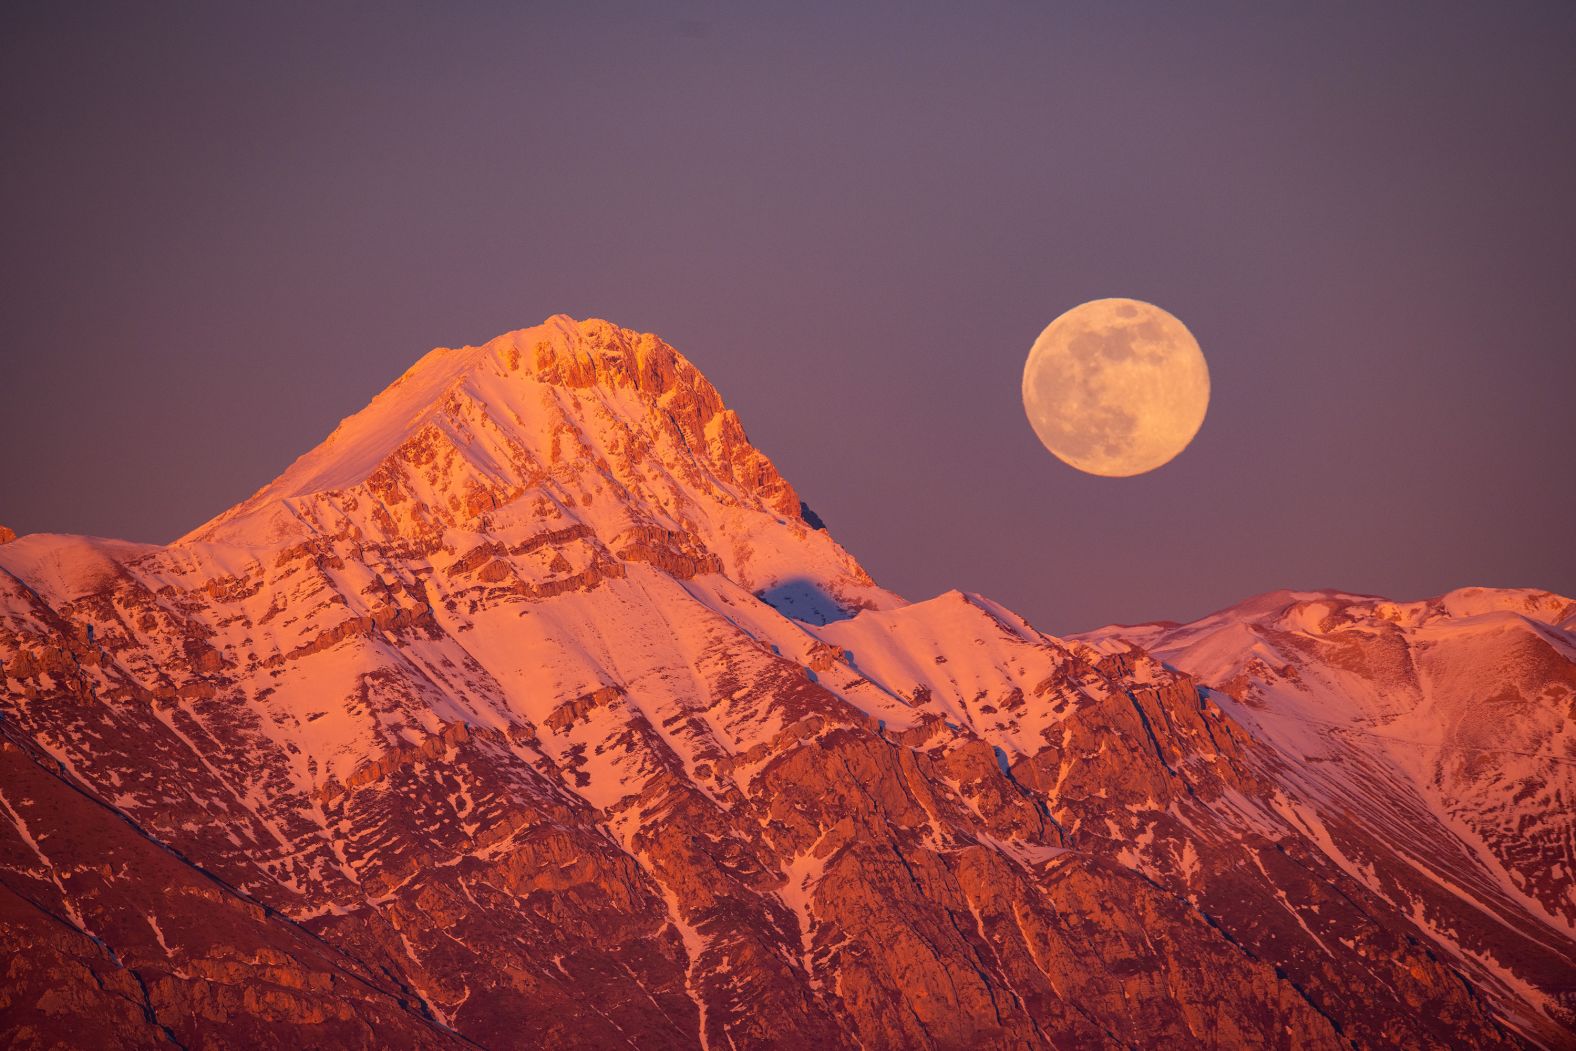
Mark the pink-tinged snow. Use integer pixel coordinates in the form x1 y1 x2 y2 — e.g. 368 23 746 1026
0 317 921 856
177 315 900 619
0 533 160 603
1081 586 1576 1039
807 590 1082 754
4 315 1571 1048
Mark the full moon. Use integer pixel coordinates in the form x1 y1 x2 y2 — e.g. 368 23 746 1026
1022 298 1210 477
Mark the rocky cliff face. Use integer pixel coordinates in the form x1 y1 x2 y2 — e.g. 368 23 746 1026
1078 589 1576 1048
1 317 1571 1049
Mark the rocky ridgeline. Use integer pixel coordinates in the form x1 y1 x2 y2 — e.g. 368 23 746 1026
0 318 1571 1049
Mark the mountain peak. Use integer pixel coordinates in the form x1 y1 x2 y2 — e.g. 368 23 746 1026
178 315 893 619
487 314 717 401
196 315 727 515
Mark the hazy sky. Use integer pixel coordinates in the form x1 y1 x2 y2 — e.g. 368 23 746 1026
3 2 1573 632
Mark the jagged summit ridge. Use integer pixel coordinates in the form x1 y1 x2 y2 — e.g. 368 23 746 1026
186 315 796 531
1083 584 1576 655
179 315 888 617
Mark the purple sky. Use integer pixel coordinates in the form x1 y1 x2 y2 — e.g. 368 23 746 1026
3 3 1573 632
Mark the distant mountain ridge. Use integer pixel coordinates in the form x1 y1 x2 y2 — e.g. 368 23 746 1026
1079 587 1576 1045
1 317 1571 1049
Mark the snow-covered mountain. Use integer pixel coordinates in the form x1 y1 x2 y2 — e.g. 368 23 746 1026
1078 588 1576 1045
1 317 1570 1049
